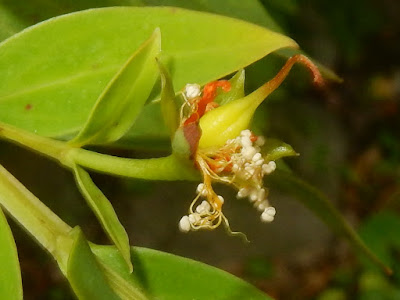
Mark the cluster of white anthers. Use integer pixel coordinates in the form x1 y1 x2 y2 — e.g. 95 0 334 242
230 130 277 223
179 129 277 233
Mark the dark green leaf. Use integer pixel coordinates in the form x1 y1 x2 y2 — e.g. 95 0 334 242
92 245 272 300
70 28 161 147
0 207 22 300
267 170 392 275
73 165 132 272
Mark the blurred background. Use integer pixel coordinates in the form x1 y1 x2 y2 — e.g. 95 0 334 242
0 0 399 299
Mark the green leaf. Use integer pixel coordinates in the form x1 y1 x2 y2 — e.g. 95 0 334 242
112 101 170 150
73 165 132 272
214 69 245 105
67 227 123 300
157 58 179 139
69 28 161 147
0 7 297 139
358 211 400 271
267 170 392 275
0 207 22 300
261 138 298 161
91 245 272 300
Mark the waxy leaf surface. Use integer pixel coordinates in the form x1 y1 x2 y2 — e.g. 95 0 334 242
92 245 272 300
0 7 297 139
70 28 161 146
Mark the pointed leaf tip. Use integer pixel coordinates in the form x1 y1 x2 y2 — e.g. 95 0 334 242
69 28 161 147
73 165 132 273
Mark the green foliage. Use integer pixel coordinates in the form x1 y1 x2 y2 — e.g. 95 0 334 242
92 245 272 300
73 165 132 272
0 3 391 299
70 28 161 147
261 138 298 161
0 208 22 300
67 228 122 300
0 7 296 140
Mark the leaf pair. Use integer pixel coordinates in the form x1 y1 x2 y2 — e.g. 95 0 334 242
0 7 298 141
0 164 271 299
67 29 162 272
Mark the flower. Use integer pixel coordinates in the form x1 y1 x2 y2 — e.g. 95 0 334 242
173 54 323 236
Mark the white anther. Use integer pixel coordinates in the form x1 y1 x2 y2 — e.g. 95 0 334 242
179 216 191 232
196 201 211 214
260 212 274 223
196 183 204 194
241 130 252 137
242 147 257 160
255 136 265 146
264 206 276 217
252 153 262 162
217 195 225 204
250 190 258 202
268 161 276 172
184 83 201 99
255 159 264 166
257 200 269 212
262 161 276 174
189 213 201 224
237 188 250 198
232 163 240 172
241 136 252 148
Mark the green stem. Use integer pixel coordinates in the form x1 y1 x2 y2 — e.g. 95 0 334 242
0 164 73 273
0 122 199 181
68 148 199 181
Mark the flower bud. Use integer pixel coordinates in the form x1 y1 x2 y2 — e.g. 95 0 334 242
198 54 323 149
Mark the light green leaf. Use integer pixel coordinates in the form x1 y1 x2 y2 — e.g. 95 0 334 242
261 138 298 161
157 58 179 139
92 245 272 300
0 207 22 300
267 170 392 275
67 227 124 300
70 28 161 147
112 101 170 150
0 7 297 139
73 165 132 272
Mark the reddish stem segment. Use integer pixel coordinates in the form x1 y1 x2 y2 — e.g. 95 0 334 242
266 54 324 92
